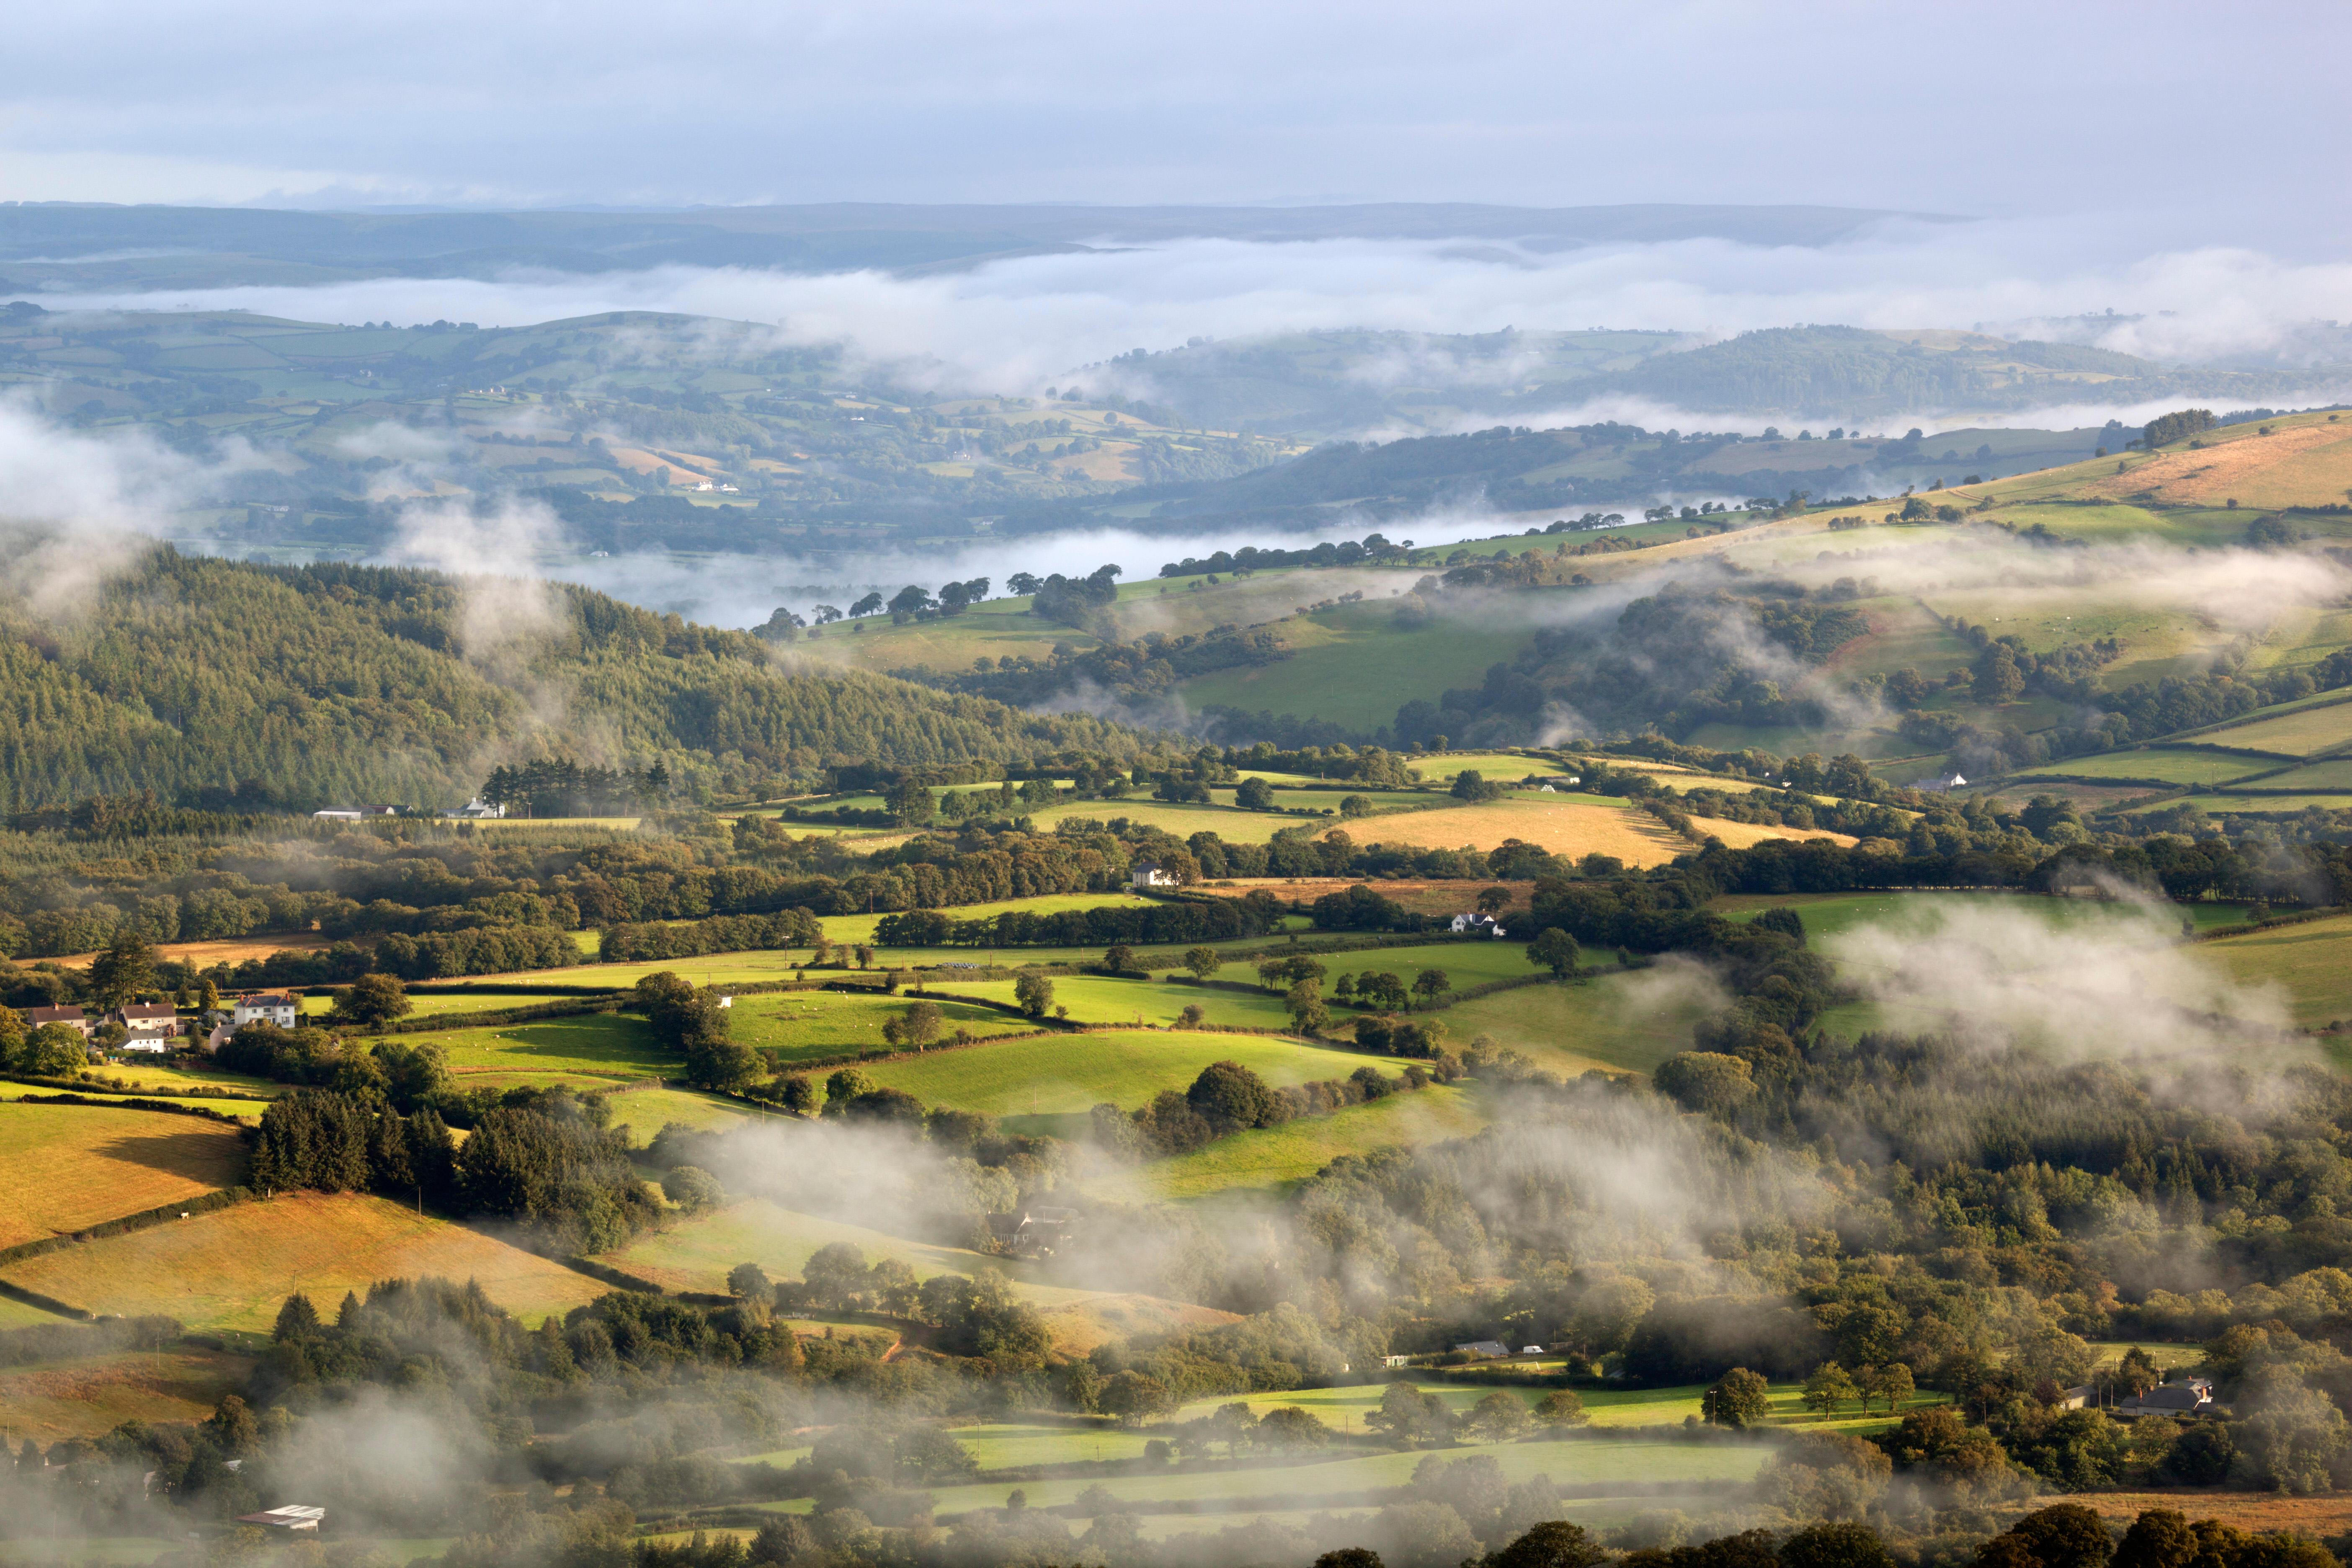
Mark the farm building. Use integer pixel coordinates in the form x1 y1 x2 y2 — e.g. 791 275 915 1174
1452 1339 1509 1358
1130 861 1177 890
1909 772 1968 792
1449 912 1507 938
2115 1378 2220 1418
236 1506 325 1531
24 1005 90 1037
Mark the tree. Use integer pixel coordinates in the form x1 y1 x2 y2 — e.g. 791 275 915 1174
1872 1362 1914 1412
886 777 935 827
25 1022 90 1076
777 1073 817 1113
1315 1552 1384 1568
1103 943 1135 973
1014 972 1055 1019
1367 1381 1456 1446
1703 1367 1771 1428
1490 1521 1605 1568
1476 885 1511 914
1451 769 1502 802
728 1262 772 1299
1525 928 1580 977
334 972 411 1029
1099 1370 1175 1426
1780 1523 1895 1568
88 929 157 1010
1258 1406 1331 1449
1533 1389 1589 1431
1339 794 1371 818
662 1166 724 1212
1466 1390 1532 1443
2239 1383 2349 1493
1235 777 1274 810
272 1292 321 1342
1287 979 1328 1034
2116 1346 2161 1398
900 1001 944 1049
824 1067 874 1114
1411 969 1450 1006
1802 1362 1859 1419
1187 1059 1275 1131
1184 947 1222 982
1177 1003 1206 1028
1255 957 1289 991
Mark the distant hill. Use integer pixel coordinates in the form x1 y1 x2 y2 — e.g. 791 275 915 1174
0 550 1150 812
1532 325 2336 419
0 201 1935 292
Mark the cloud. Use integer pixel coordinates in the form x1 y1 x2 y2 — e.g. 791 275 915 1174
36 222 2352 415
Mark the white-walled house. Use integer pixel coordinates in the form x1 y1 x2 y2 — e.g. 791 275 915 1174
1130 862 1177 890
1449 912 1507 938
232 993 299 1029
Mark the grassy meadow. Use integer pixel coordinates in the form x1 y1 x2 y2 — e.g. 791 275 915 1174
2201 914 2352 1030
1088 1083 1489 1202
0 1341 255 1444
859 1030 1386 1126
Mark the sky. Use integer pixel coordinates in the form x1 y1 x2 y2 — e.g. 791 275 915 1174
0 0 2343 253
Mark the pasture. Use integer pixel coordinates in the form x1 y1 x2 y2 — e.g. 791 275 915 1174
2228 759 2352 792
858 1029 1385 1125
1439 973 1712 1077
2021 748 2290 785
1087 1083 1488 1202
1 1089 269 1122
600 1085 787 1140
822 892 1162 948
730 989 1033 1066
1173 604 1538 732
2201 914 2352 1030
0 1104 249 1248
3 1192 610 1331
933 975 1296 1033
401 1011 680 1079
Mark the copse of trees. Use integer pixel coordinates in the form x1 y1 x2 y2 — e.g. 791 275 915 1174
633 971 759 1091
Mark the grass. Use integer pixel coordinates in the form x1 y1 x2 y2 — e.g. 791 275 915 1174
820 892 1162 948
1176 604 1538 732
0 1104 250 1247
2200 914 2352 1030
859 1030 1385 1128
2227 759 2352 792
730 989 1034 1066
2 1089 272 1120
0 1341 255 1443
2017 748 2293 784
2 1192 610 1331
1411 753 1576 781
28 1061 279 1096
1707 889 2242 944
392 1011 680 1080
934 975 1297 1033
599 1084 789 1141
1439 972 1714 1077
1087 1083 1488 1202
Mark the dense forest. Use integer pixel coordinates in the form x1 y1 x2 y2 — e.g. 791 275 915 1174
0 549 1152 812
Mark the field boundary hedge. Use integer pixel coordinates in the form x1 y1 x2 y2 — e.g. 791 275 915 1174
2 1071 273 1103
6 1091 255 1127
0 1280 94 1322
0 1184 257 1272
2188 905 2344 943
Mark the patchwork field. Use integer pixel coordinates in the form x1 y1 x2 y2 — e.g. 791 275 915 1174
2166 699 2352 757
1 1193 610 1331
599 1085 788 1140
937 975 1296 1033
2083 419 2352 510
2227 759 2352 792
1176 607 1534 732
0 1105 250 1248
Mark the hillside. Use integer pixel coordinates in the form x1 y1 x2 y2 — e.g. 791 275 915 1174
0 549 1151 810
1532 324 2334 419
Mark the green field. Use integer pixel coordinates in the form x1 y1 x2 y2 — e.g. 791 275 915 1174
1177 603 1538 730
599 1085 789 1140
1088 1083 1488 1202
938 975 1297 1032
2 1089 271 1120
859 1030 1385 1127
400 1012 681 1080
730 988 1034 1065
2020 748 2288 785
2201 914 2352 1030
1438 973 1712 1077
2174 699 2352 758
820 892 1163 948
1411 752 1576 781
2224 759 2352 792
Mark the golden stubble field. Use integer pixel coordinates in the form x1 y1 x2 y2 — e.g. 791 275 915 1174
3 1192 609 1331
0 1105 249 1248
2086 420 2352 509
